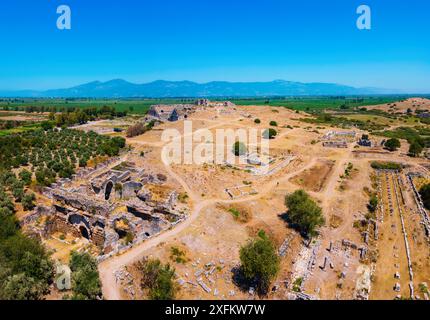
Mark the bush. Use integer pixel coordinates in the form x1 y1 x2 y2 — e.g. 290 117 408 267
269 121 278 127
384 138 401 151
262 128 277 139
254 119 261 124
370 161 402 171
232 141 247 156
239 231 280 294
19 170 32 186
368 194 378 212
420 184 430 210
284 190 325 238
126 122 153 138
139 259 176 300
22 193 36 211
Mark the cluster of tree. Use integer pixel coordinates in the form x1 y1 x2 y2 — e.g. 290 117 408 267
284 190 325 238
0 129 126 185
0 186 53 299
239 231 280 295
378 127 429 158
68 252 102 300
0 171 36 211
126 120 155 138
138 258 176 300
419 184 430 210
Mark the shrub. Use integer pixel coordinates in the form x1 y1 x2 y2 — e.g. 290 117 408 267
269 121 278 127
19 170 32 186
254 119 261 124
232 141 247 156
420 184 430 210
370 161 402 171
22 193 36 211
368 194 378 212
139 259 176 300
262 128 277 139
384 138 401 151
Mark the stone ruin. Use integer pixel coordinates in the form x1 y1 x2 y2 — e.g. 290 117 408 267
30 161 186 257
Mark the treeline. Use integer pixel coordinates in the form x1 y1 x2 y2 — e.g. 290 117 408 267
47 106 128 127
2 105 128 117
0 119 26 130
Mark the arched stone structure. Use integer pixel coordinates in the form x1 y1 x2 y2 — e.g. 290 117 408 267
105 181 114 200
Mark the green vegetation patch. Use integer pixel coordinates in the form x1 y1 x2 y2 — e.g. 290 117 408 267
138 258 176 300
284 190 325 238
370 161 403 171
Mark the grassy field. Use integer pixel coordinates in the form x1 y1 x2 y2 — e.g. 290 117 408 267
0 96 408 114
228 96 404 111
0 122 41 136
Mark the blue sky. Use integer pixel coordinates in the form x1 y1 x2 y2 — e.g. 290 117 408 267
0 0 429 92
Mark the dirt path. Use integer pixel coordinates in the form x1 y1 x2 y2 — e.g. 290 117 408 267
98 152 318 300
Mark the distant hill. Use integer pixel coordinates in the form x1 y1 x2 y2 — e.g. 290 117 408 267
0 79 399 98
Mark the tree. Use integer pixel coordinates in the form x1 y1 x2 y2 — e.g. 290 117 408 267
262 128 277 139
254 119 261 124
22 193 36 211
139 259 176 300
368 194 378 212
112 136 126 149
284 190 325 238
408 140 423 157
69 251 102 300
420 184 430 210
232 141 247 156
0 273 48 300
40 121 54 131
19 170 32 186
269 121 278 127
384 138 401 152
239 231 280 294
0 234 53 300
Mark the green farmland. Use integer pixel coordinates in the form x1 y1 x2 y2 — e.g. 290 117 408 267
228 96 406 111
0 96 409 114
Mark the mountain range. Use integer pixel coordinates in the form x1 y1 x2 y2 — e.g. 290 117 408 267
0 79 399 98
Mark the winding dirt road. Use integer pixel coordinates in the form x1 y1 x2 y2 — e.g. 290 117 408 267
98 149 319 299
